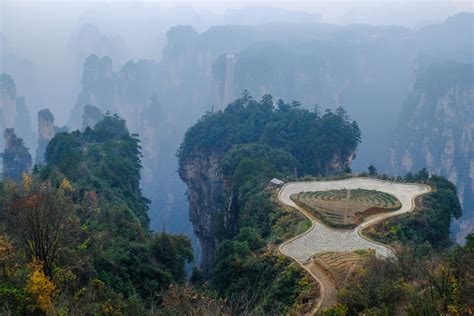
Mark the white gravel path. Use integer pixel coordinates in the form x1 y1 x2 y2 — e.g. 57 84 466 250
279 178 430 263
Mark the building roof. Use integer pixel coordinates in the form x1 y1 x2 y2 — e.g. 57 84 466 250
270 178 284 185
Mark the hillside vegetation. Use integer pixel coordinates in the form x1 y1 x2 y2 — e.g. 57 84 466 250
0 115 193 314
178 93 361 313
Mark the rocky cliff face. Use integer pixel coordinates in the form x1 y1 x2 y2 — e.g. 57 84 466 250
2 128 32 182
179 151 225 273
391 62 473 242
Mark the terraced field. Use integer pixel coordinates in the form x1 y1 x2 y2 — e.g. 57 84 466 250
313 251 368 288
291 189 402 227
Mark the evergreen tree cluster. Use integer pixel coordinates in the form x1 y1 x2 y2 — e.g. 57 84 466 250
178 93 361 176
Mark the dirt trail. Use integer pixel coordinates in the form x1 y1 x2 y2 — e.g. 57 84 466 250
277 177 430 315
304 261 338 310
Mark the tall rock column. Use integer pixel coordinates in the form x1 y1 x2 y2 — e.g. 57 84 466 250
36 109 55 164
179 151 226 274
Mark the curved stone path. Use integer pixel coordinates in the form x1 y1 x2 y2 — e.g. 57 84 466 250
277 177 430 313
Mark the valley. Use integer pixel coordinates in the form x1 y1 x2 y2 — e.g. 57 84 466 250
0 3 472 314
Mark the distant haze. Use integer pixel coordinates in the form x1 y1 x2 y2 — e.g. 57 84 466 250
1 0 471 123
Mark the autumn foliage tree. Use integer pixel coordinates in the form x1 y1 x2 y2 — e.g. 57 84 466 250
26 258 57 312
2 175 80 277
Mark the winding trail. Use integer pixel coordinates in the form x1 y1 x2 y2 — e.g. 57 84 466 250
277 178 430 314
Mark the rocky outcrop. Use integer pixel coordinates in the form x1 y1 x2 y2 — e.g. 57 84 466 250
36 109 55 164
82 104 103 130
115 59 159 133
2 128 32 182
391 62 474 240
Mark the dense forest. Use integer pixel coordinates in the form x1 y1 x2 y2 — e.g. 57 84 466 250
0 115 193 314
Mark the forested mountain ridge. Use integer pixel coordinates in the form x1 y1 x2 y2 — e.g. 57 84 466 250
176 93 360 312
178 93 360 273
0 115 193 314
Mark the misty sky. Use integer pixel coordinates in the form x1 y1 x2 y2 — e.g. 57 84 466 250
1 0 472 124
